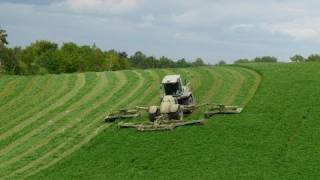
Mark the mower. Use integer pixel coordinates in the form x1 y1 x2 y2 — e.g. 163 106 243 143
105 74 243 131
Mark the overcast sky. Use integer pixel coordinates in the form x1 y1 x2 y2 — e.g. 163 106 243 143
1 0 320 63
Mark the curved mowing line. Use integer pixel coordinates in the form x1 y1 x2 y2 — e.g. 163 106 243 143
140 70 165 106
128 70 153 107
0 73 101 156
0 75 49 115
0 76 23 102
120 70 148 108
238 68 261 107
8 71 145 178
0 74 86 153
0 75 54 123
0 76 32 108
137 69 162 106
191 68 215 103
0 72 116 170
0 76 17 98
226 67 255 106
206 67 232 104
222 68 246 105
0 76 42 112
23 70 147 177
0 75 73 134
1 71 129 178
204 67 223 103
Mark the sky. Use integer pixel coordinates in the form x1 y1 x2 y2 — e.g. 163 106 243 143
1 0 320 63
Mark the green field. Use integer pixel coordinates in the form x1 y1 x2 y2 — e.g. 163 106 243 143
1 63 320 179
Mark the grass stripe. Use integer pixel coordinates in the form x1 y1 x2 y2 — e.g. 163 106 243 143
0 66 262 179
0 76 21 100
205 67 223 103
0 76 31 107
0 73 86 152
6 70 146 178
0 70 126 177
238 68 262 107
0 76 17 97
0 73 99 158
0 75 49 114
0 75 53 124
222 68 246 105
0 72 116 171
127 70 152 107
0 74 74 134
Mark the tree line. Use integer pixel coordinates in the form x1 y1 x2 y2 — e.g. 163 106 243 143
2 27 320 75
234 56 278 64
234 54 320 64
0 29 206 75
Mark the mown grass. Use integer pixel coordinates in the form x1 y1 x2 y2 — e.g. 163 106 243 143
26 62 320 179
16 66 261 180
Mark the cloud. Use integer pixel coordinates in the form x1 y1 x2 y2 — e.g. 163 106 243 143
263 19 320 41
2 0 320 63
66 0 141 14
229 24 255 32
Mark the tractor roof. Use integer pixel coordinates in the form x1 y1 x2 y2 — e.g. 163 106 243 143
162 75 181 83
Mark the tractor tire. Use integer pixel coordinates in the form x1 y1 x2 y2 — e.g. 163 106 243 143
170 107 183 120
188 96 194 105
149 106 159 122
183 96 194 114
177 107 183 120
149 112 157 122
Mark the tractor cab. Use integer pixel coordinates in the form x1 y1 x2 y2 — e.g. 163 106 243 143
161 75 183 97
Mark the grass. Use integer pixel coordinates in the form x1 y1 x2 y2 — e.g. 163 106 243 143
25 63 320 179
0 65 263 179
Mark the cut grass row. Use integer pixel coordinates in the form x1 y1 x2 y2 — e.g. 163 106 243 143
0 66 260 179
13 70 149 178
1 70 140 178
30 66 261 180
0 74 76 134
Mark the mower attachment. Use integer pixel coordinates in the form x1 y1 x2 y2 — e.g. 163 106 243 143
105 108 140 122
204 104 243 118
118 119 207 131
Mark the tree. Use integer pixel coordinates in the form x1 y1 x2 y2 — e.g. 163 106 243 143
217 60 226 65
59 42 82 73
0 28 9 72
1 47 22 74
105 50 122 71
159 56 174 68
254 56 277 63
234 58 250 64
176 58 190 67
192 58 205 66
20 40 58 74
129 51 147 69
290 55 305 62
0 28 8 46
307 54 320 62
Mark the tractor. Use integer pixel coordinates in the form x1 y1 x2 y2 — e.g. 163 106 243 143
105 74 243 131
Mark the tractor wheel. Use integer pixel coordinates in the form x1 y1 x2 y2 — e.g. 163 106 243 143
183 96 194 114
149 112 157 122
177 107 183 120
149 106 159 122
170 107 183 120
188 96 194 105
